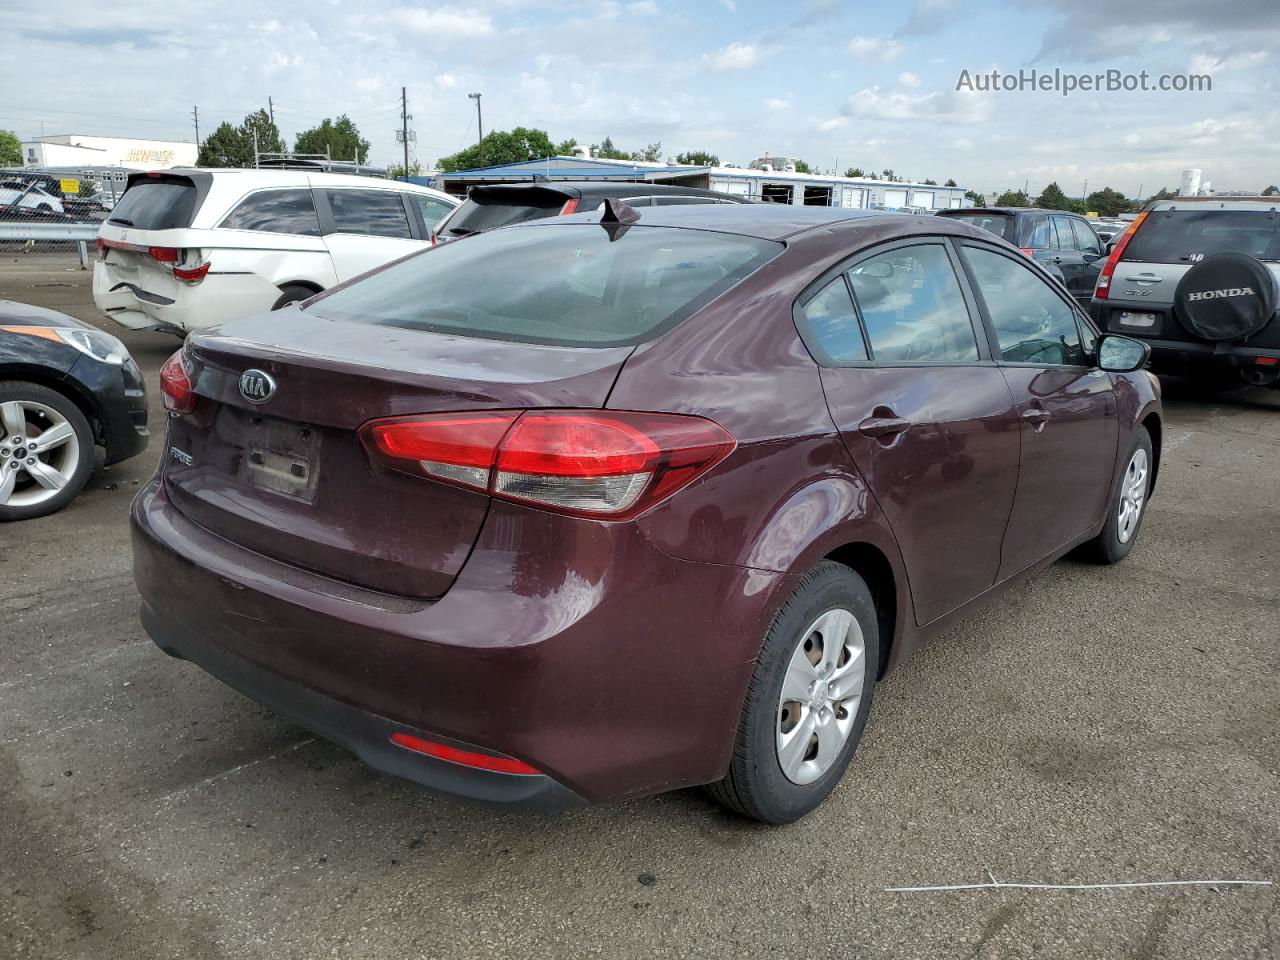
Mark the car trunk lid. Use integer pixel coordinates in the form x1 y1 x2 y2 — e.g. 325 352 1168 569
163 308 632 598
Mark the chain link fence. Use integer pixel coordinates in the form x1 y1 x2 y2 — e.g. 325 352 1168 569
0 167 128 266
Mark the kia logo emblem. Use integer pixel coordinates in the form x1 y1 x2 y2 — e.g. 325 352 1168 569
238 369 276 403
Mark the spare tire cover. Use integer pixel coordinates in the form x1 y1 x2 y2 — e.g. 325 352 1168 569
1174 253 1278 341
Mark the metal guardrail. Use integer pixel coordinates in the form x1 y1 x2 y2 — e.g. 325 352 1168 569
0 221 99 269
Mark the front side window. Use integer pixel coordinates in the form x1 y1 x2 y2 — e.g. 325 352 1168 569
220 188 320 236
1072 218 1103 256
1051 216 1077 250
327 190 412 239
846 244 979 362
413 195 455 231
963 246 1085 366
308 223 781 347
800 277 868 362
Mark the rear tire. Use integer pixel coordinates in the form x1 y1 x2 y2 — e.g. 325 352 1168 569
1083 426 1153 564
272 284 318 310
705 561 879 824
0 382 94 522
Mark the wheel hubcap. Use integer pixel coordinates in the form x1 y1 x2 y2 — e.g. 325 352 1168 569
0 400 79 508
776 607 866 786
1116 448 1149 544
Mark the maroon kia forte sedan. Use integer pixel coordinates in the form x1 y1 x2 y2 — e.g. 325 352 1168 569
133 203 1161 823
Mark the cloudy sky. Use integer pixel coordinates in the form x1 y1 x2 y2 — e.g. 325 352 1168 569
2 0 1276 197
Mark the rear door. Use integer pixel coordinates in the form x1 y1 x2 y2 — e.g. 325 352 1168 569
1049 215 1091 304
957 242 1117 576
802 240 1021 625
316 186 428 281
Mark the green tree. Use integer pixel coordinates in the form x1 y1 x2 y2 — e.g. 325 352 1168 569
676 150 719 166
295 115 370 163
1148 187 1177 202
591 136 630 160
945 178 957 187
1262 184 1279 196
0 129 21 166
880 168 897 182
555 139 579 155
437 126 558 172
388 161 423 179
1084 187 1132 216
965 189 985 205
923 178 938 185
792 159 813 174
1035 181 1072 210
197 110 284 167
631 141 662 162
995 189 1031 206
844 167 866 178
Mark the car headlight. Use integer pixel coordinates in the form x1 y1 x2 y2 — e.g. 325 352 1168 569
57 328 128 365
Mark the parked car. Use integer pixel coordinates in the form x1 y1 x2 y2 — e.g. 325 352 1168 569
430 180 749 242
133 204 1160 823
1090 197 1280 388
93 169 460 335
0 177 66 217
0 301 148 520
936 207 1106 307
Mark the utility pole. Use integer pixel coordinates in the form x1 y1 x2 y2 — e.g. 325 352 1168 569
192 106 200 150
400 86 411 177
1082 178 1088 202
468 92 484 166
268 97 275 125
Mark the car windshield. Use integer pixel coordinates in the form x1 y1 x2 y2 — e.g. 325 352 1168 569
440 191 570 237
943 213 1014 241
1125 210 1280 262
308 223 781 347
108 179 198 229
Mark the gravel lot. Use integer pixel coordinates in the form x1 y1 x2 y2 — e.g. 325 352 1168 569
2 253 1277 960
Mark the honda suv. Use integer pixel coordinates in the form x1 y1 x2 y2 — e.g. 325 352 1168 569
1090 197 1280 388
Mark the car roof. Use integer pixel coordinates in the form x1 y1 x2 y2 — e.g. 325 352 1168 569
464 180 747 201
527 203 899 241
938 207 1067 217
1146 197 1280 212
160 167 452 197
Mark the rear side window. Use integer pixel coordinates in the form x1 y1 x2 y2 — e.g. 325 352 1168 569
108 180 197 229
963 246 1085 366
1124 210 1280 262
799 277 868 362
846 244 979 362
327 190 412 239
1072 219 1103 255
942 213 1013 241
412 195 455 231
308 224 781 347
1051 216 1076 250
1019 216 1052 249
220 188 320 236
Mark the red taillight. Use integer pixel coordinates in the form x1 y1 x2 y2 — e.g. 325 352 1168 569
173 262 210 284
95 237 107 256
1257 356 1278 367
1094 211 1149 300
159 350 195 414
148 246 179 263
1018 247 1036 257
361 410 735 518
559 197 580 215
389 732 541 776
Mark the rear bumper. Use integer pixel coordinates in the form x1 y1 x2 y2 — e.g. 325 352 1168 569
93 261 283 333
145 607 587 810
131 478 788 806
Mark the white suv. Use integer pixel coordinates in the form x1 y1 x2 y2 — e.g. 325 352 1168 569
93 169 458 334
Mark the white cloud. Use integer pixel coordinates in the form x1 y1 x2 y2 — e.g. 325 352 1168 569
843 84 989 123
704 41 762 71
1191 50 1266 74
764 97 791 112
628 0 659 13
818 116 849 131
434 72 459 89
849 35 904 62
898 71 921 87
383 6 495 39
717 0 737 9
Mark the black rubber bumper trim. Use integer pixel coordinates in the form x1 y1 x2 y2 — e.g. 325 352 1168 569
140 605 588 812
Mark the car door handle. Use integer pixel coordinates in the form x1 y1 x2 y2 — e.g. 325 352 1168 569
1122 273 1163 283
858 415 912 438
1021 407 1051 429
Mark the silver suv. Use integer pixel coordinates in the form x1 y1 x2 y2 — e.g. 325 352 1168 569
1090 197 1280 388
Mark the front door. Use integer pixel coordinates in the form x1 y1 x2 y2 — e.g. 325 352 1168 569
317 187 429 282
799 241 1022 625
958 243 1119 577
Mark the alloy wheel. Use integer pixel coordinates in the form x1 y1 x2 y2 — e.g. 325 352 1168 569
1116 448 1148 544
776 607 866 786
0 399 81 508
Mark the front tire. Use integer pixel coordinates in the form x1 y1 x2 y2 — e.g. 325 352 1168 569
1083 426 1153 564
706 561 879 824
0 382 94 522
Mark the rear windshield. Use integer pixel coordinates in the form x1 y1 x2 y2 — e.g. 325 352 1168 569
942 213 1014 241
1125 210 1280 262
108 180 197 230
440 193 566 237
309 223 781 347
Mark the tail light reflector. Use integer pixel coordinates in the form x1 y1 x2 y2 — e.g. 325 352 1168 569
1018 247 1036 257
361 410 735 518
1256 356 1278 366
1094 211 1149 300
148 246 180 263
559 197 580 215
173 262 210 284
389 732 541 775
159 350 196 414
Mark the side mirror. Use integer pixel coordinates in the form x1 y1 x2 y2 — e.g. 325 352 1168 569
1097 335 1150 373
